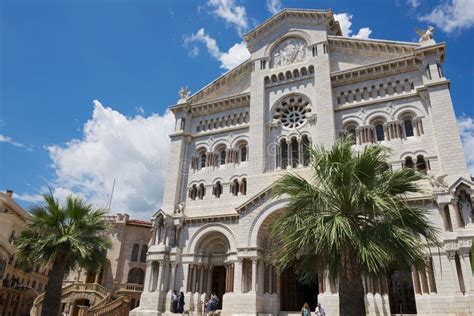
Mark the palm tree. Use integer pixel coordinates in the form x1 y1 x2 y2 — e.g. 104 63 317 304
270 138 438 316
15 192 111 316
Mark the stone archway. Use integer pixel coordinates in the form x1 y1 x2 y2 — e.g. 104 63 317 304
254 206 319 312
187 228 237 311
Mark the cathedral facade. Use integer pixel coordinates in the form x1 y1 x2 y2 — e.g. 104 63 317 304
131 9 474 316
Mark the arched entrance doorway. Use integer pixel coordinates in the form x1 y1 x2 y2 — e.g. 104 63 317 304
256 208 319 311
189 228 236 310
280 266 318 311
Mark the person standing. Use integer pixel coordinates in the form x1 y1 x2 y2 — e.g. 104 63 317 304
171 291 178 312
315 303 325 316
177 292 185 314
301 303 311 316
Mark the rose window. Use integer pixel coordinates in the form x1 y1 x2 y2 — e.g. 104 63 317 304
273 95 311 129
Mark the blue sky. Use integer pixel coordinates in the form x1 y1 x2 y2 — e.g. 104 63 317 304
1 0 473 219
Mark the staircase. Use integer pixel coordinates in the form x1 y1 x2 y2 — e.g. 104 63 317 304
31 282 123 316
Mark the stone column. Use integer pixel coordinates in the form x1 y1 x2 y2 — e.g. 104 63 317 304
460 249 472 292
143 262 153 292
169 263 177 293
199 265 205 293
268 265 273 294
234 259 243 293
207 265 214 293
447 251 461 293
156 262 164 293
191 264 197 293
251 258 258 293
297 138 303 167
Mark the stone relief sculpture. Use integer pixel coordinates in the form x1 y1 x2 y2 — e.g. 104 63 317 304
458 190 473 225
272 38 306 68
428 173 448 189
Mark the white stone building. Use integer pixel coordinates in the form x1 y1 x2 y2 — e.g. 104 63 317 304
131 9 474 316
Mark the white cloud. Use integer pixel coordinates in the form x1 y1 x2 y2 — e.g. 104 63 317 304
0 134 32 150
334 13 373 39
419 0 474 33
184 28 250 70
207 0 249 35
266 0 282 15
408 0 421 8
22 100 175 219
352 27 373 39
458 115 474 173
219 41 251 70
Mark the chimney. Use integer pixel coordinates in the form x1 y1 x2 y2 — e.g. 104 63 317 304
6 190 13 198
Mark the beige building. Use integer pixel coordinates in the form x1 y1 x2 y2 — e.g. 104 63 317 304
31 213 152 316
0 190 50 316
131 8 474 316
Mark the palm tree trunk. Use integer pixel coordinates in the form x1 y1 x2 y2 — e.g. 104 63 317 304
339 247 366 316
41 254 67 316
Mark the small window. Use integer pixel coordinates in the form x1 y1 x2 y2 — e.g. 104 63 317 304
416 155 427 173
197 184 206 200
240 178 247 196
404 119 414 137
200 152 207 168
140 245 148 263
375 124 385 141
240 145 247 162
231 179 240 196
189 185 197 200
218 147 226 165
131 244 139 262
213 182 223 198
346 126 357 145
404 157 414 169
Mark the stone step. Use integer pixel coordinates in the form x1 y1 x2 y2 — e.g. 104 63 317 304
278 312 302 316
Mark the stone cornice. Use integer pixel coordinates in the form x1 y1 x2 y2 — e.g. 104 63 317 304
414 42 446 63
192 124 249 138
243 9 342 45
235 184 274 214
189 93 250 117
331 56 420 87
184 214 239 224
328 35 419 54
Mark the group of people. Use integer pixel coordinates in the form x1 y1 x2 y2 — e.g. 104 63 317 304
203 293 220 313
301 303 325 316
171 291 185 313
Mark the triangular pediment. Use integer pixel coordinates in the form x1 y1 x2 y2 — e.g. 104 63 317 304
188 61 252 106
244 8 342 45
448 177 474 193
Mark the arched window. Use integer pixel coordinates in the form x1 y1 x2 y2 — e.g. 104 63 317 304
199 150 207 169
416 155 427 173
213 181 223 198
131 244 139 262
281 139 289 169
240 178 247 195
345 124 357 145
189 184 197 200
140 245 147 263
291 137 299 168
238 141 248 162
403 118 414 137
231 179 240 196
217 146 226 165
302 135 311 166
404 157 414 169
127 268 145 285
375 123 385 141
197 184 205 200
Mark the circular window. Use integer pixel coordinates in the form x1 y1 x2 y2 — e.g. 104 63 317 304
273 95 311 129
